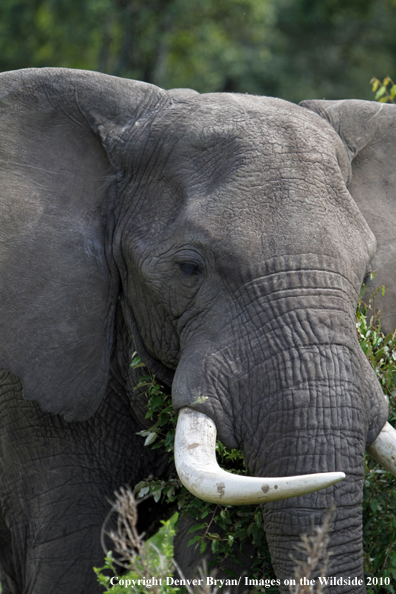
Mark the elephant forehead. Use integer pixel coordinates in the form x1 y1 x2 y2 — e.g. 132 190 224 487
145 99 345 214
162 94 334 161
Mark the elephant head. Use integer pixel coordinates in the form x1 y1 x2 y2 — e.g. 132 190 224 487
0 68 395 592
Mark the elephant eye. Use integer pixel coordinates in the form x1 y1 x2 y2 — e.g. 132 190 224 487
180 262 200 277
175 249 205 284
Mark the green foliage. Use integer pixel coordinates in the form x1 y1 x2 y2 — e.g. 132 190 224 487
371 76 396 103
266 0 396 102
1 0 396 101
0 0 275 93
133 353 177 453
363 463 396 594
357 282 396 398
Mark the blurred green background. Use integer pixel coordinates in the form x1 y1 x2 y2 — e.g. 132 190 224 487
0 0 395 102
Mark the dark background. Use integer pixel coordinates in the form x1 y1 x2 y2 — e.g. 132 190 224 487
1 0 395 102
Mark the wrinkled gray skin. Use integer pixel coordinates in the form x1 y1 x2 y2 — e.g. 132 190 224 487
0 69 394 594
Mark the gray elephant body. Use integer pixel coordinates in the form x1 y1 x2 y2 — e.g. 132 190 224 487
0 68 394 593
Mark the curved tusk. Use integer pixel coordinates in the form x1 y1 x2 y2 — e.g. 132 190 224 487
367 421 396 476
174 407 345 505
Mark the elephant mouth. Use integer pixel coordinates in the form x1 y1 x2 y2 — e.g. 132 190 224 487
174 408 396 504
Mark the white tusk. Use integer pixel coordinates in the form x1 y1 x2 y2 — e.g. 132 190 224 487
174 407 345 505
367 421 396 476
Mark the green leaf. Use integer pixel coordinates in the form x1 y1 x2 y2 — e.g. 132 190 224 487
375 85 387 99
164 431 175 448
136 485 150 498
131 361 146 369
130 353 146 369
360 339 368 354
390 550 396 567
153 488 162 503
187 523 206 534
150 393 164 410
375 348 385 361
144 432 158 446
187 534 202 547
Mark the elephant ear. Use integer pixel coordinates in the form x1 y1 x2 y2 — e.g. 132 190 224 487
0 68 165 421
300 99 396 333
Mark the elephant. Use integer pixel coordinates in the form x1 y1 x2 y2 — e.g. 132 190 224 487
0 67 395 594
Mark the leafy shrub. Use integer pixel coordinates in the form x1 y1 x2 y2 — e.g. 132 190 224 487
370 77 396 104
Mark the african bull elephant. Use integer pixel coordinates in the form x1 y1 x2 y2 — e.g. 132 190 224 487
0 68 395 593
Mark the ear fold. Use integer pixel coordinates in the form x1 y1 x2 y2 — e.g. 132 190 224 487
0 68 165 421
300 99 396 334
